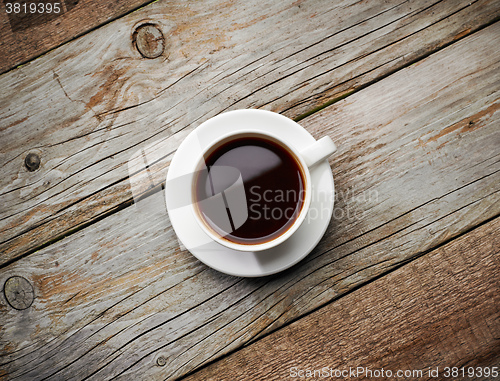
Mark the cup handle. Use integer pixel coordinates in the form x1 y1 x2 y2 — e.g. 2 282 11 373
299 136 337 167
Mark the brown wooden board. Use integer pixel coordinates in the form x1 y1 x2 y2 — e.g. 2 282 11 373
0 0 154 74
0 23 499 380
183 218 500 381
1 0 499 265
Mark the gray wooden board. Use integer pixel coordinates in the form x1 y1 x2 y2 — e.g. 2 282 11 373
1 0 499 264
0 23 499 380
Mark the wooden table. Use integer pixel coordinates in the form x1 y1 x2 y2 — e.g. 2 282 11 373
1 0 499 379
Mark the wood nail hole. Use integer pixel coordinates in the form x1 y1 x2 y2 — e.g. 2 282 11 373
24 153 41 172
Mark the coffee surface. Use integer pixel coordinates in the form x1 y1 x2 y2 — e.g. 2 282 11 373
195 136 305 245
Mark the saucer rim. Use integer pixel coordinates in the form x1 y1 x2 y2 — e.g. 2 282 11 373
165 109 334 277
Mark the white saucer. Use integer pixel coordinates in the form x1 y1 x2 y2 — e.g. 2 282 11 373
165 110 334 277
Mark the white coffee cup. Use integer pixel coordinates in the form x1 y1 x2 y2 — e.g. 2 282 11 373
189 110 336 252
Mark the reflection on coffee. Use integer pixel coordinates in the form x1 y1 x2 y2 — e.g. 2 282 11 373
194 136 306 245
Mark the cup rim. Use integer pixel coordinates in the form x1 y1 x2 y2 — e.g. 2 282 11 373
190 129 312 252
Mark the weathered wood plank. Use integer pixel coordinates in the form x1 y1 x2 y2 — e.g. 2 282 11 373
2 0 499 264
0 0 154 74
0 23 499 380
183 218 500 381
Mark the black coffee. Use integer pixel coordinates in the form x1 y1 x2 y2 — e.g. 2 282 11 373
194 135 306 245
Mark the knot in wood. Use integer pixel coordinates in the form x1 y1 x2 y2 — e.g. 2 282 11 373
135 24 165 59
24 153 40 172
4 276 34 310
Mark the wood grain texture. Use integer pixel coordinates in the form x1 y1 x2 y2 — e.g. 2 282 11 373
183 218 500 381
2 0 499 264
0 0 154 74
0 23 499 380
